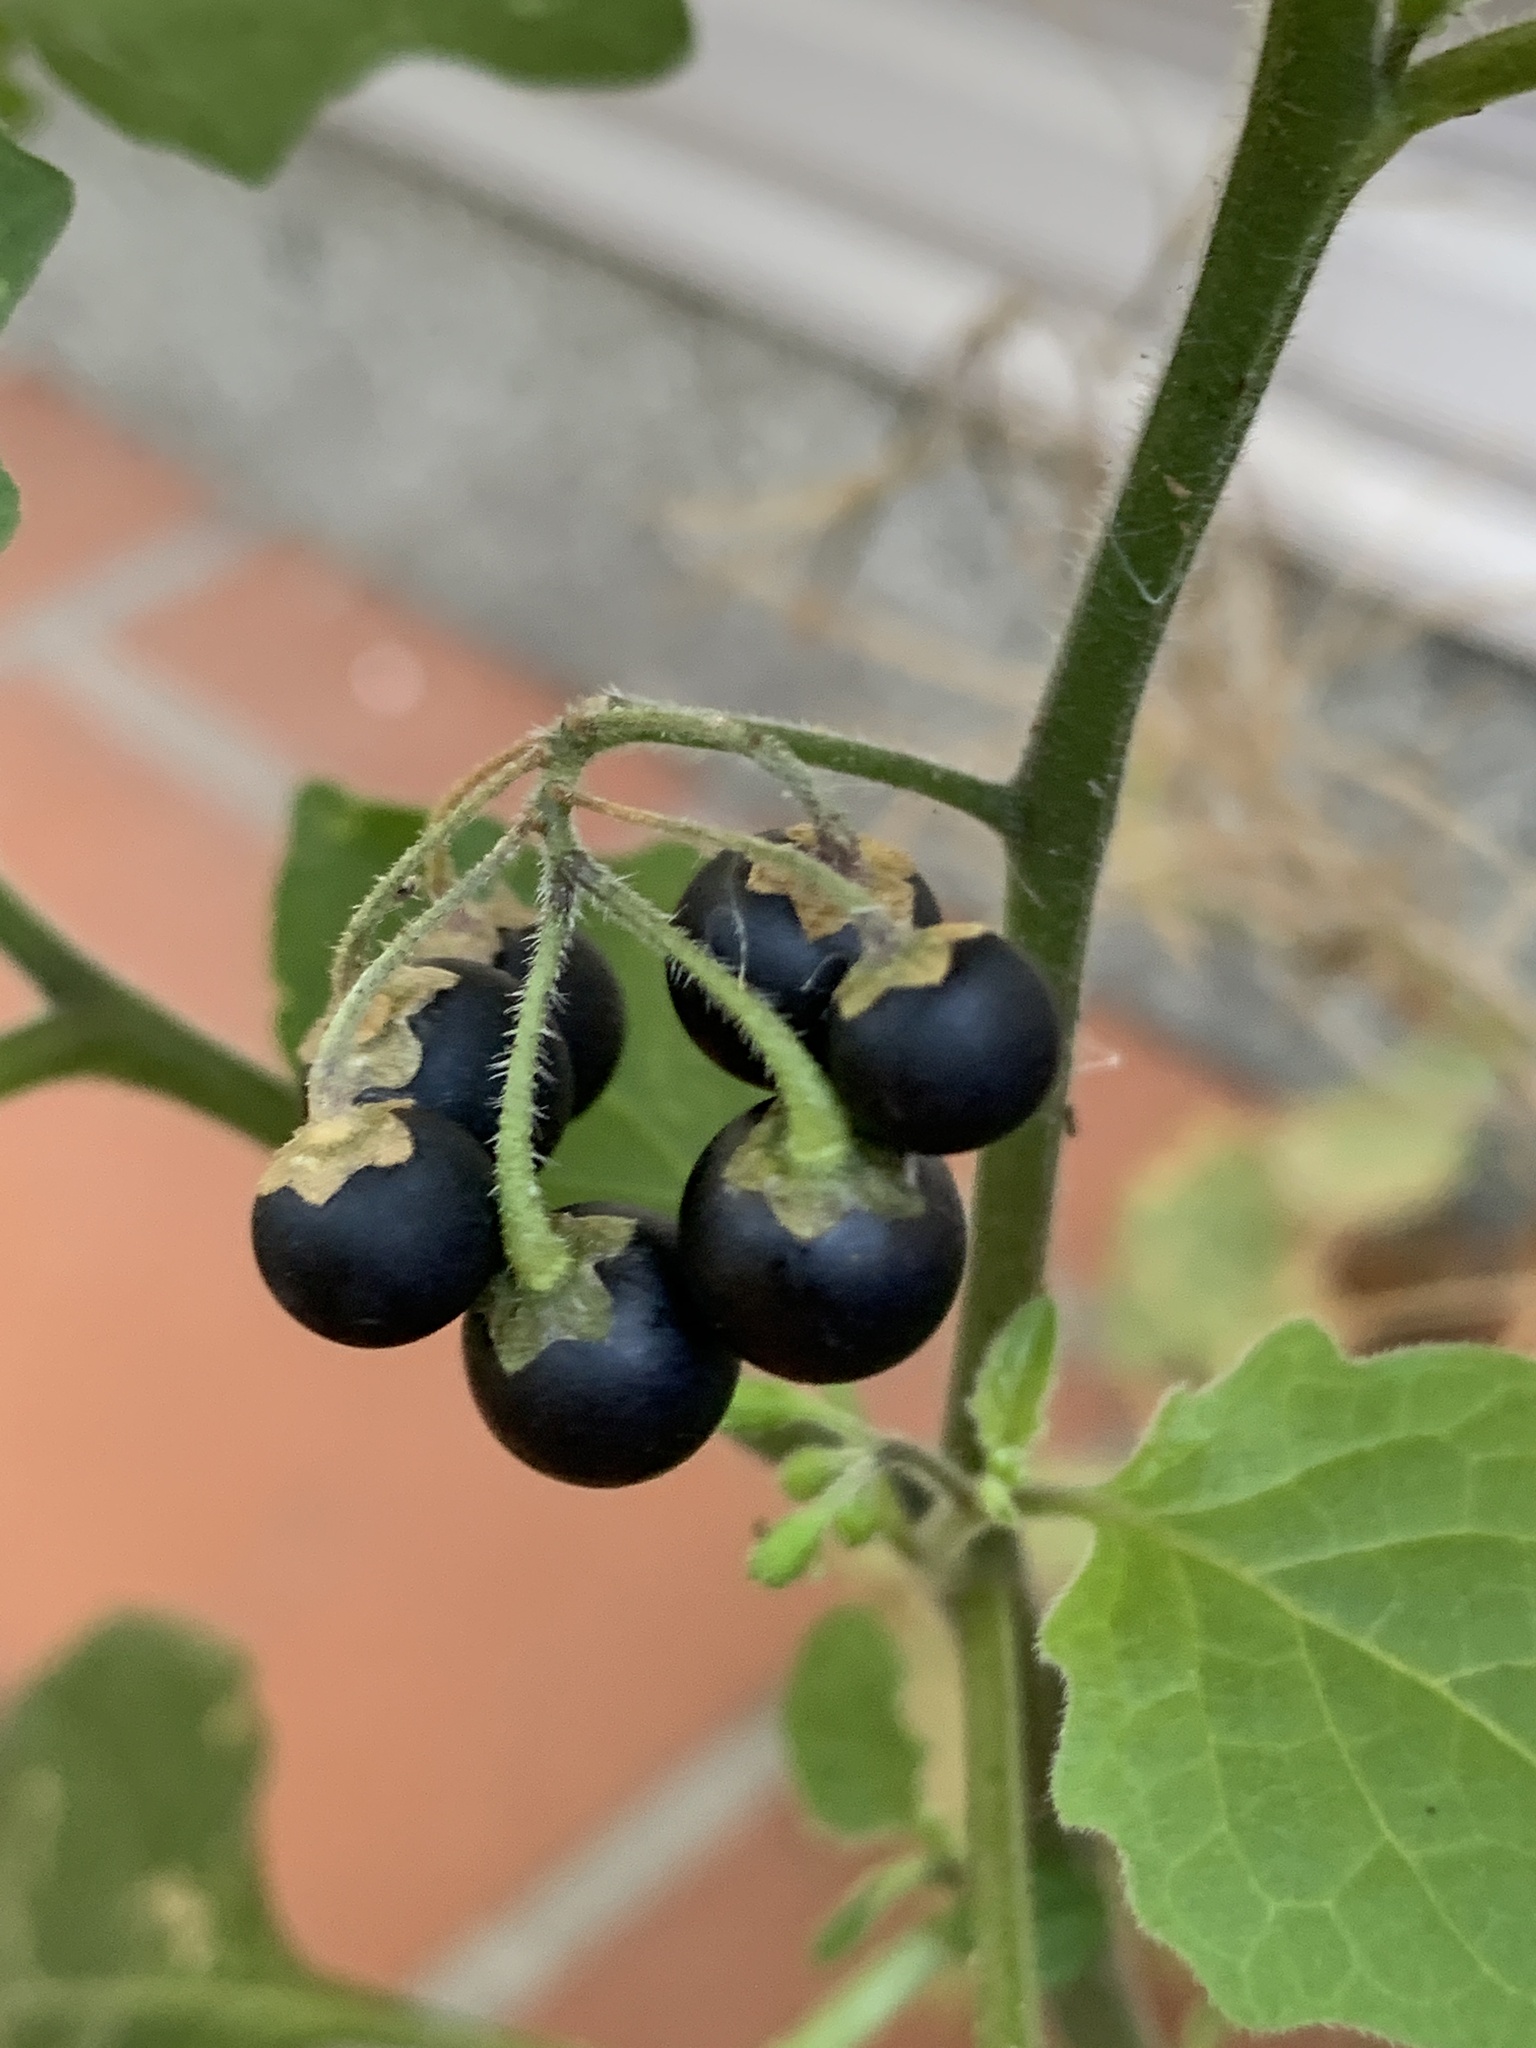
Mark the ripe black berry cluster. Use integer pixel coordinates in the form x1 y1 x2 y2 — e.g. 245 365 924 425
666 829 1059 1384
251 824 1059 1491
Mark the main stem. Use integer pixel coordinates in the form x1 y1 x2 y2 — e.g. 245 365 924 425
942 5 1390 2046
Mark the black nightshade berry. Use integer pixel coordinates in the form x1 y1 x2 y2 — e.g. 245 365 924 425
826 931 1060 1155
666 832 942 1089
493 927 626 1117
362 957 573 1158
463 1206 739 1486
252 1104 502 1348
677 1107 967 1384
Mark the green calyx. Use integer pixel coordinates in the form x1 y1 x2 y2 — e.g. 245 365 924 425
725 1105 926 1240
480 1211 637 1371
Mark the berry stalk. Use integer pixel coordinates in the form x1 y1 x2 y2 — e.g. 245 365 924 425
573 850 855 1177
495 834 580 1293
308 807 537 1121
569 792 883 925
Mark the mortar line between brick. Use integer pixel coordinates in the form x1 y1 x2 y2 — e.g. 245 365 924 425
0 520 301 832
0 520 252 656
29 633 295 833
412 1705 783 2022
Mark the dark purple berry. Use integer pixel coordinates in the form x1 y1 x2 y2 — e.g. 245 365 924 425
360 957 572 1158
677 1107 966 1383
493 928 626 1117
666 833 942 1088
463 1205 739 1486
252 1104 501 1347
826 931 1059 1156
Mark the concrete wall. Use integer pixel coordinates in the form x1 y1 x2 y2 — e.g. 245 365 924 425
11 93 1536 1093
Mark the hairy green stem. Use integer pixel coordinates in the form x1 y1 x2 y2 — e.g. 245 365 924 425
496 835 579 1291
949 1529 1043 2048
0 878 299 1144
1387 21 1536 152
563 697 1008 828
330 738 543 991
575 852 853 1175
308 811 535 1120
570 793 887 924
940 7 1399 2048
763 1925 959 2048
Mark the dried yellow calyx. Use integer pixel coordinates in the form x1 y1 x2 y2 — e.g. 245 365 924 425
256 1102 415 1206
833 923 988 1021
746 825 922 940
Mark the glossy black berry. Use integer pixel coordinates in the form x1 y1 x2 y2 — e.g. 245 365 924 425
493 927 626 1117
826 931 1060 1156
666 835 942 1088
252 1104 501 1348
677 1107 967 1383
462 1205 739 1486
362 958 573 1157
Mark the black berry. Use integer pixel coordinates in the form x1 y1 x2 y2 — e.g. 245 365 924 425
252 1104 502 1347
826 931 1059 1155
677 1107 967 1383
493 927 626 1117
463 1205 739 1486
666 833 942 1088
362 957 573 1157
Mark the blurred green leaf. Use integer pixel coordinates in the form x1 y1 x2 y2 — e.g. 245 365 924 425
542 842 760 1217
815 1854 933 1964
1107 1135 1296 1377
1047 1319 1536 2047
1263 1036 1497 1233
0 131 73 547
784 1608 924 1839
10 0 691 183
0 1612 530 2048
1033 1836 1107 1990
968 1297 1057 1464
269 780 508 1073
270 782 427 1071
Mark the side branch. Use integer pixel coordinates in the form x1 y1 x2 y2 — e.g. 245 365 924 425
1390 23 1536 146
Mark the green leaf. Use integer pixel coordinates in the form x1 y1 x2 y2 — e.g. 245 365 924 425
1263 1037 1497 1234
0 1611 523 2048
815 1854 933 1964
268 780 508 1072
11 0 691 183
270 781 429 1071
1106 1136 1296 1377
0 131 73 546
1032 1835 1106 1991
968 1297 1057 1463
1045 1319 1536 2048
541 842 760 1217
784 1608 924 1838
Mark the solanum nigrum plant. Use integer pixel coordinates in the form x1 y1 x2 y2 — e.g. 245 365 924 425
3 7 1536 2048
